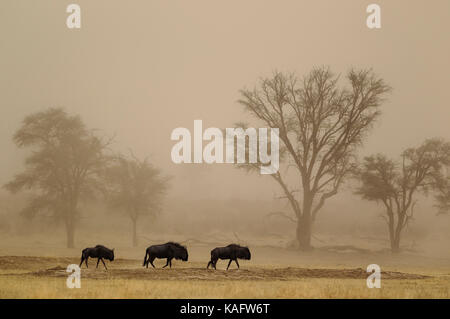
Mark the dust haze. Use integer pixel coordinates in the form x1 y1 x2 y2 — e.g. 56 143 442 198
0 1 449 298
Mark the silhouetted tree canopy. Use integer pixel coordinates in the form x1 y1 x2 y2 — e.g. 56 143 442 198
238 66 391 250
104 154 170 247
356 138 450 252
4 108 111 247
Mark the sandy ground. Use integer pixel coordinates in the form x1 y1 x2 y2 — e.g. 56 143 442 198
0 244 448 298
0 256 430 280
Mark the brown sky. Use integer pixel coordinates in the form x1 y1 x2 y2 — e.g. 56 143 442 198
1 0 449 200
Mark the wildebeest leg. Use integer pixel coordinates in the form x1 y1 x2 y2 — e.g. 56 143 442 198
226 259 232 270
96 258 100 268
79 256 84 268
234 259 240 269
163 258 170 268
149 256 156 268
207 261 212 269
169 258 172 268
85 256 89 268
101 258 108 270
213 260 217 270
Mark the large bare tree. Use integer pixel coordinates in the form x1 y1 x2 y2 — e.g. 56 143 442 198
356 139 450 252
4 108 110 248
238 67 391 250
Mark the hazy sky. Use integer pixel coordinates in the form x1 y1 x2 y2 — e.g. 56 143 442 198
1 0 449 200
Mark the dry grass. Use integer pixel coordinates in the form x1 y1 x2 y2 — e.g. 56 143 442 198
0 256 448 298
0 276 449 299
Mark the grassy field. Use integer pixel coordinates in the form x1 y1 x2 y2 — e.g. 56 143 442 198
0 253 448 298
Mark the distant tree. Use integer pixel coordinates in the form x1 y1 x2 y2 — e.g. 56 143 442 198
435 184 450 214
104 155 169 247
4 108 110 248
355 139 450 253
433 167 450 214
237 67 390 250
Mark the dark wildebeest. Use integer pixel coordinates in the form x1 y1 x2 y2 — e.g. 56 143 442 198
143 242 188 268
207 244 251 270
79 245 115 270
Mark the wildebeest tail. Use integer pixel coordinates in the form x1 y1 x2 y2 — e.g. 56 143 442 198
79 248 86 266
143 250 148 266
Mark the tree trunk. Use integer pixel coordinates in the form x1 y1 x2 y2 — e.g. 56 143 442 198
297 195 313 251
386 207 403 253
66 221 75 248
391 235 401 253
390 211 406 253
387 213 396 253
65 199 77 248
296 216 312 250
132 218 138 247
390 225 402 253
391 220 404 253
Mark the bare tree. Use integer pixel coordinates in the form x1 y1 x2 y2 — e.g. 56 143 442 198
238 67 391 250
4 108 110 248
356 138 450 253
104 154 170 247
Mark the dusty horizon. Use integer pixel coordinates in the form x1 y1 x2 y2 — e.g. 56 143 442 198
0 0 449 300
1 1 449 201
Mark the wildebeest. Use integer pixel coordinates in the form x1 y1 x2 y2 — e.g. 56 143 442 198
143 242 188 268
79 245 115 270
207 244 251 270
